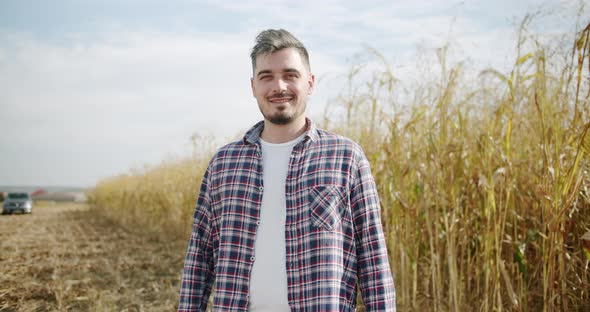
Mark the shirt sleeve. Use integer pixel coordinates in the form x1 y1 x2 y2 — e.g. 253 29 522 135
350 151 396 311
178 166 216 311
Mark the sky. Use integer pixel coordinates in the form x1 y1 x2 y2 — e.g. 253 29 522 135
0 0 584 188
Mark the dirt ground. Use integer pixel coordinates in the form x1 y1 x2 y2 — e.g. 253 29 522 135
0 202 186 311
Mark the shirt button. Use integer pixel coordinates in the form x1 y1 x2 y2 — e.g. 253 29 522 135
256 221 261 225
250 256 255 262
258 186 263 192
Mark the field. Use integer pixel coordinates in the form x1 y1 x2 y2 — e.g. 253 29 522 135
4 16 588 312
0 202 185 311
89 18 590 311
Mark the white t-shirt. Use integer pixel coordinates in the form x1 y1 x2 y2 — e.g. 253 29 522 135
248 134 304 312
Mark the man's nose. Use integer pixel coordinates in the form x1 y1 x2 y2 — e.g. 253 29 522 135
272 79 288 93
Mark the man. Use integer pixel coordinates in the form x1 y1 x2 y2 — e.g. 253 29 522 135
179 29 395 311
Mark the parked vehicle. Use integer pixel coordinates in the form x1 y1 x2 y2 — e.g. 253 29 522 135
2 192 33 214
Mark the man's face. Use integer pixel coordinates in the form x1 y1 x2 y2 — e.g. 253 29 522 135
251 48 315 126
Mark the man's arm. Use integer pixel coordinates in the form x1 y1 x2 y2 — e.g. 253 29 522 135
178 167 216 311
351 153 396 311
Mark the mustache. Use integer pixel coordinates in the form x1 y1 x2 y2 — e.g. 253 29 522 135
268 92 294 100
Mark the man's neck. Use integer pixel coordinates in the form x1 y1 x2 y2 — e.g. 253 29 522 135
260 117 307 144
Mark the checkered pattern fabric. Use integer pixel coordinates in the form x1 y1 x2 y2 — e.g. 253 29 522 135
178 119 396 311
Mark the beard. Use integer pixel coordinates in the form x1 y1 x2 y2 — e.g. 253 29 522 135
260 96 306 125
265 110 294 125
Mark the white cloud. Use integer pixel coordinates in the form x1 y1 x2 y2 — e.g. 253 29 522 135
0 32 247 185
0 0 581 187
0 29 345 186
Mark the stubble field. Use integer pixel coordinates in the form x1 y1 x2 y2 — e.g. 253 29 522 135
0 202 185 311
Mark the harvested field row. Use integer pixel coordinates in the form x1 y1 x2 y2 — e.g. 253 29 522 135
0 202 186 311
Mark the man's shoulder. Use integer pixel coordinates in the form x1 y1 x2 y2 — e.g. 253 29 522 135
313 128 363 151
210 139 252 160
311 128 369 163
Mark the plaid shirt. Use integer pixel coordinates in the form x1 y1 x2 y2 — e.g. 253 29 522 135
179 119 396 311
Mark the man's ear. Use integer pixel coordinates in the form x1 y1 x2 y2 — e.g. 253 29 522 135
307 73 315 95
250 77 255 97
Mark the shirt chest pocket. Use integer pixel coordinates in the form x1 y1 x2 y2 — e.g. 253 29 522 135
309 185 347 231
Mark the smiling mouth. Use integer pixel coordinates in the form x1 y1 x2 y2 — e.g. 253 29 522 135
268 95 294 104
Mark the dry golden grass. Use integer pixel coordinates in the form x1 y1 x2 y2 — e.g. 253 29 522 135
89 17 590 311
0 202 185 311
90 158 208 242
331 19 590 311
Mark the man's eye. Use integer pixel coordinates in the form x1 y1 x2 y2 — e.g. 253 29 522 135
260 76 272 80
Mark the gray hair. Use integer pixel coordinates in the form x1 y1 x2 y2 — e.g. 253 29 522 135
250 29 311 72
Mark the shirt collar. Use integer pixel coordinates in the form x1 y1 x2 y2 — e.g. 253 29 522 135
243 117 319 145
